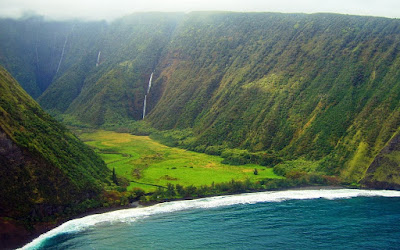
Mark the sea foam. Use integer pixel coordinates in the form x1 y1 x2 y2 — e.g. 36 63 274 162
20 188 400 249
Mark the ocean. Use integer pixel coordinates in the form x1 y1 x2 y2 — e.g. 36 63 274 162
21 189 400 249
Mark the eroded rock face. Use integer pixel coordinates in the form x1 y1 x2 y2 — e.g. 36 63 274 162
0 129 71 216
0 129 85 249
0 131 44 249
361 132 400 190
0 65 111 249
0 131 23 166
0 130 36 218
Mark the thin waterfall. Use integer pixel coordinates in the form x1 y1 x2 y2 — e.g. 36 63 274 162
147 72 153 93
142 95 147 119
55 35 68 74
55 25 75 75
96 51 101 67
142 72 154 119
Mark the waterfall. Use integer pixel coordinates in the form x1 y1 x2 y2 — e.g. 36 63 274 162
96 51 101 67
55 25 75 76
142 95 147 119
55 35 68 74
147 72 153 93
142 72 154 119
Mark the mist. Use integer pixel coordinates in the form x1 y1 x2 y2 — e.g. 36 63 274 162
1 0 400 21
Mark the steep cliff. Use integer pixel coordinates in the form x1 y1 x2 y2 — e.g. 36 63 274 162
0 66 111 248
361 131 400 189
1 12 400 188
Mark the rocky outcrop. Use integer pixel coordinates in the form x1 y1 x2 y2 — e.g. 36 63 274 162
361 132 400 189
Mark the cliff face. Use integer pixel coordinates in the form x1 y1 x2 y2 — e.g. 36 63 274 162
361 131 400 189
146 13 400 185
0 66 111 248
0 130 77 249
1 12 400 189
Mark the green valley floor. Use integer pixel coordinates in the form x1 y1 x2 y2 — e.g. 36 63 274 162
79 130 283 192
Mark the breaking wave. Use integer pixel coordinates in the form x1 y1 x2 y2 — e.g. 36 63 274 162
21 188 400 249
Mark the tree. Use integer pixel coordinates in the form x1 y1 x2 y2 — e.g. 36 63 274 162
112 167 119 185
166 183 176 198
176 184 184 197
184 185 197 198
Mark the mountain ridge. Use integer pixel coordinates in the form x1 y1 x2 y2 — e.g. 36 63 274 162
1 12 400 188
0 66 111 248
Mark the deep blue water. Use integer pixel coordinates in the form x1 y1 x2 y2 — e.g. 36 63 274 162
24 189 400 249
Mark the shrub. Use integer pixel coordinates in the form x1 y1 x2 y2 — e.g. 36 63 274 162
204 145 225 156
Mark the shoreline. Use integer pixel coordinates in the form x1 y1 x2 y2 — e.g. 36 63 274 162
12 204 136 250
21 183 400 249
16 185 348 249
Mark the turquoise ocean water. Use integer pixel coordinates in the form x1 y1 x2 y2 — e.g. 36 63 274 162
22 189 400 249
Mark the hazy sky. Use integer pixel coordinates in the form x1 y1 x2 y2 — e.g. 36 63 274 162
1 0 400 21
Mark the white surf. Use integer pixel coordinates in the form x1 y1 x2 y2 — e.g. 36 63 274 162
21 188 400 249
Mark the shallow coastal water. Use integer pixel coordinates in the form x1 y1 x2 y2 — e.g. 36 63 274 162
22 189 400 249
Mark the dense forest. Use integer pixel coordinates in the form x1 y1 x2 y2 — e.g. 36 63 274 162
1 12 400 191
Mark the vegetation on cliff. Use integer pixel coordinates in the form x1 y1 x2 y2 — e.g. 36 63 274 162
1 12 400 191
2 12 400 248
146 13 400 188
0 66 115 248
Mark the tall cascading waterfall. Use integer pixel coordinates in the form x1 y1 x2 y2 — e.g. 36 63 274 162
56 36 68 75
55 35 68 74
142 72 154 119
55 25 75 75
147 72 153 93
96 51 101 67
142 95 147 119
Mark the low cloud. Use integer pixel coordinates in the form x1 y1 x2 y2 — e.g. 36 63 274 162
0 0 399 21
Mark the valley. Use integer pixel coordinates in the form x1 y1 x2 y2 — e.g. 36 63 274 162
2 12 400 189
78 130 283 193
2 10 400 248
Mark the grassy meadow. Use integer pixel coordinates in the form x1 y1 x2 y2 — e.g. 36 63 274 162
79 130 283 192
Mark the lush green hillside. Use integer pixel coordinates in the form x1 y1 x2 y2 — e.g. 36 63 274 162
0 16 105 98
147 13 400 187
361 131 400 189
38 13 183 125
2 12 400 189
0 66 111 248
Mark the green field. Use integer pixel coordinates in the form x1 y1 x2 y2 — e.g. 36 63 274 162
79 130 283 192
